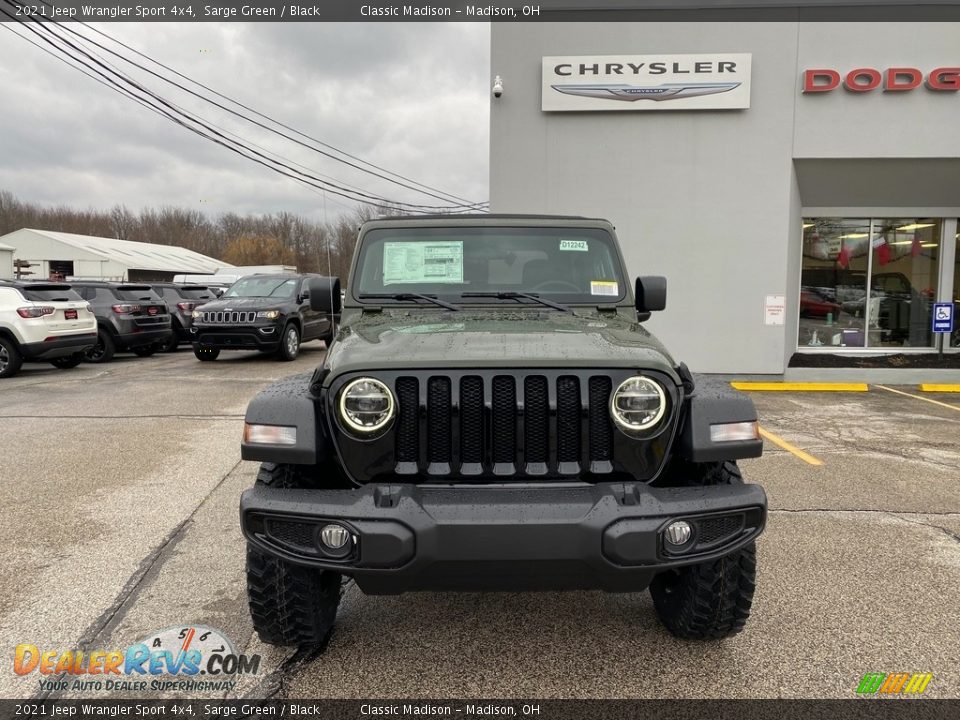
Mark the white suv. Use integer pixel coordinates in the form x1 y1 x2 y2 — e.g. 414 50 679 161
0 281 98 378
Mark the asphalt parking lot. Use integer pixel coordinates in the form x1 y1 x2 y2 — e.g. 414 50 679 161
1 349 958 700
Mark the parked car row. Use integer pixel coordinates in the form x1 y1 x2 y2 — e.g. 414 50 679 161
0 275 337 378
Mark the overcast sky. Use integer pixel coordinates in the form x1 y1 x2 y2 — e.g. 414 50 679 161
0 22 490 222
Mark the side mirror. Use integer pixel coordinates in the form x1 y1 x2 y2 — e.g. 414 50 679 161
298 289 310 304
635 276 667 313
309 277 342 314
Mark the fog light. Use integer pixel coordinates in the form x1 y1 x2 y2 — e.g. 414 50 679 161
320 524 350 550
664 520 693 547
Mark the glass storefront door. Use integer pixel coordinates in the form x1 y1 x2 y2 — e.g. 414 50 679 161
866 220 940 348
953 228 960 349
799 219 869 348
799 218 945 350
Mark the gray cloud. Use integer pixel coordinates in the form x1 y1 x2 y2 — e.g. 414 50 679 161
0 22 490 221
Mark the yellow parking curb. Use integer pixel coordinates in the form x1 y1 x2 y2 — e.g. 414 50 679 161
731 382 868 392
919 384 960 393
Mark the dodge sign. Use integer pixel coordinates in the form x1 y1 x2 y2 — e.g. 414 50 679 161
542 54 752 112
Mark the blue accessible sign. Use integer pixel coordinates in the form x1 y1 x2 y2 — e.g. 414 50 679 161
932 302 954 333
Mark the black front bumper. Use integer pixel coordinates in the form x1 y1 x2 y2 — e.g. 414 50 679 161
240 481 767 594
192 325 280 350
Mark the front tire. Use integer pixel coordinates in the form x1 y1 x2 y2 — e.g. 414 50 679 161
0 336 23 378
50 353 84 369
84 330 115 364
193 345 220 361
160 329 180 353
277 323 300 361
246 545 341 648
649 461 757 639
246 461 341 648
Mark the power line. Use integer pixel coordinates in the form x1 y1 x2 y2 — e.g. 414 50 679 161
0 9 406 212
1 4 484 214
30 0 487 210
0 20 361 219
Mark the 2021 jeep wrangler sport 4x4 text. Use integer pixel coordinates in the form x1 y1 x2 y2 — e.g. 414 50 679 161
239 215 767 647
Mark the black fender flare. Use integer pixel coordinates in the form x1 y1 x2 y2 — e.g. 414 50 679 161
676 381 763 463
241 373 325 465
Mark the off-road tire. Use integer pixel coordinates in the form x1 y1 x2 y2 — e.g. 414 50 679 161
160 329 180 353
256 461 323 489
0 336 23 378
277 323 300 361
246 544 341 648
84 330 115 364
649 460 757 639
193 345 220 361
50 353 84 369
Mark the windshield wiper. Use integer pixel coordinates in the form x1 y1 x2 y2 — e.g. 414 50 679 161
359 293 461 311
460 292 572 313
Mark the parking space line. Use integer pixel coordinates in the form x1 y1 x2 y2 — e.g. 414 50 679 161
731 382 868 392
919 384 960 393
875 384 960 413
758 427 824 466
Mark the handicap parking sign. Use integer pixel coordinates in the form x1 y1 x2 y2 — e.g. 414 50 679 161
932 302 954 333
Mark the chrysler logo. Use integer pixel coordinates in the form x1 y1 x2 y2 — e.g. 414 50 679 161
551 82 741 101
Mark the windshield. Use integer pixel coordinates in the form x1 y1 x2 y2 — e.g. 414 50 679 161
355 227 626 304
224 277 297 299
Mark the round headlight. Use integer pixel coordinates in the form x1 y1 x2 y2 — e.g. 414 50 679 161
339 377 395 434
610 376 667 433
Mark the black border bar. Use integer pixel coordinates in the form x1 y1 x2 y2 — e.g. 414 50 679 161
2 1 960 22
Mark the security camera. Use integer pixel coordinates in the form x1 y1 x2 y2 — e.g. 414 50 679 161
492 75 503 98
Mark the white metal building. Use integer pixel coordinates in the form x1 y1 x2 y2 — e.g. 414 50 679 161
0 229 231 282
0 243 13 280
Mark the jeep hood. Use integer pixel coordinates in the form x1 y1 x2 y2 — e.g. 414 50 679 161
322 310 678 383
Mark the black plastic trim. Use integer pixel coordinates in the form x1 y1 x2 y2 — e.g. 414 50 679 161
241 373 322 465
678 388 763 462
240 480 767 593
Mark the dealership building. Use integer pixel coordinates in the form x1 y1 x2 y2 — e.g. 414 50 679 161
490 18 959 377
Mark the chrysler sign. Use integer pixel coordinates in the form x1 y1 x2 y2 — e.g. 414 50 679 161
542 54 752 112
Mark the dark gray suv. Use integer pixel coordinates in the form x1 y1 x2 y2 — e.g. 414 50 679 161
151 283 216 352
70 282 174 363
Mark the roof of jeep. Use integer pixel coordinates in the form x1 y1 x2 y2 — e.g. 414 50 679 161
361 214 615 231
375 213 605 221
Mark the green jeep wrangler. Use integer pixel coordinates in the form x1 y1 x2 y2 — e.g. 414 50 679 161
239 215 766 647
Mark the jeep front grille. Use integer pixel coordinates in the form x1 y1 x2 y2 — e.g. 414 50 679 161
392 372 616 478
200 310 258 324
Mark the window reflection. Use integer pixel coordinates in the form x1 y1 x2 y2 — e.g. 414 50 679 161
799 219 869 347
866 220 940 348
799 218 942 349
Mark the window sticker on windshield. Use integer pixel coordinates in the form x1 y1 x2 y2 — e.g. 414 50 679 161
383 241 464 285
559 239 589 252
591 280 619 296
